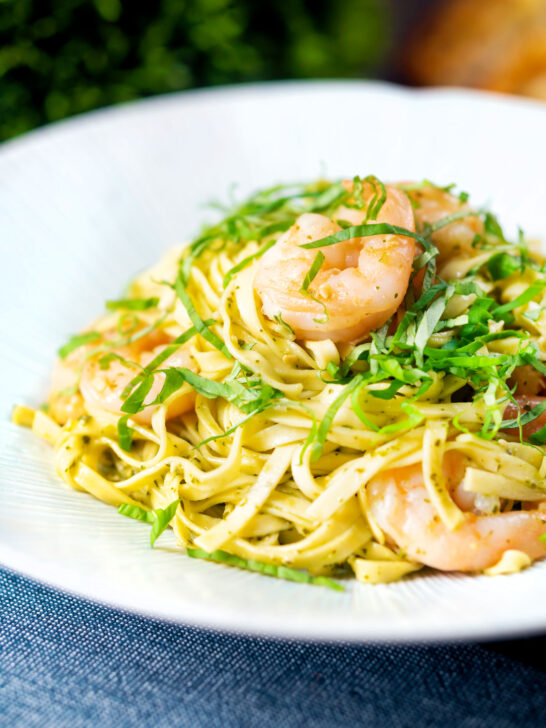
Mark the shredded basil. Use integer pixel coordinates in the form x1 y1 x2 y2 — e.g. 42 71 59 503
299 222 429 251
160 368 282 414
493 281 546 318
117 414 134 452
186 548 344 591
484 212 505 241
175 271 232 359
301 251 325 293
307 376 364 462
223 237 277 288
501 399 546 430
487 252 521 281
58 331 101 359
300 251 328 323
121 375 155 415
120 320 214 402
106 297 159 311
364 175 387 222
98 352 134 371
118 500 180 546
273 314 295 336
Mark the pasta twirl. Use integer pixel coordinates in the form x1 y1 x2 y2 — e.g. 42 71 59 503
15 176 546 588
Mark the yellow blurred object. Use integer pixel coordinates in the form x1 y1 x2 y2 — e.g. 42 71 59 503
406 0 546 99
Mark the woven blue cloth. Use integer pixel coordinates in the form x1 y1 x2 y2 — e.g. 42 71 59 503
1 567 544 728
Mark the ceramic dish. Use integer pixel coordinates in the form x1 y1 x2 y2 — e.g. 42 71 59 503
1 81 546 641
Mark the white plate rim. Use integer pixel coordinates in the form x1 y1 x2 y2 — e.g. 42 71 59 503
2 80 546 643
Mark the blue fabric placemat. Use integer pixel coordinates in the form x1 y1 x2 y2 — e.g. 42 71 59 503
1 566 545 728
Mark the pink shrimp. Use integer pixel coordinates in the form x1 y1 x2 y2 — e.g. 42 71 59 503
405 183 484 265
50 328 196 426
254 181 416 343
368 453 546 572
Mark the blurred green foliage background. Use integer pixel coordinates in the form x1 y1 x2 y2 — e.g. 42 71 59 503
0 0 391 141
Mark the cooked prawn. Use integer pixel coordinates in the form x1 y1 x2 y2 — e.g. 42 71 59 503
254 181 415 343
405 184 483 264
503 394 546 441
50 328 196 426
49 358 87 424
368 452 546 572
508 365 546 399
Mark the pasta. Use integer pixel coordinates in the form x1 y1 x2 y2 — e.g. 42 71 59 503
14 176 546 589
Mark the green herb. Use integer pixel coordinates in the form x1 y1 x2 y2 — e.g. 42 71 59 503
427 209 482 234
121 375 155 415
307 182 348 212
186 548 344 591
180 234 216 285
121 360 280 419
116 312 140 337
502 399 546 430
178 181 352 285
175 270 232 358
414 289 450 358
118 500 180 546
368 380 404 400
484 212 505 240
300 221 439 297
487 253 521 281
300 222 428 251
364 175 387 222
158 368 281 414
273 314 295 336
300 251 328 323
349 175 365 209
153 368 188 404
529 425 546 445
58 331 101 359
301 250 325 293
351 380 380 431
112 312 169 350
374 401 424 436
120 320 214 401
117 414 134 452
337 342 370 378
193 408 263 449
493 280 546 318
106 297 160 311
521 352 546 374
307 376 364 461
222 237 277 288
98 352 134 371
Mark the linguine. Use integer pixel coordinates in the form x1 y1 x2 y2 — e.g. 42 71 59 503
14 177 546 588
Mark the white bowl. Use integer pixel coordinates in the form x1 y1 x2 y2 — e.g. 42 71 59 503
1 81 546 642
